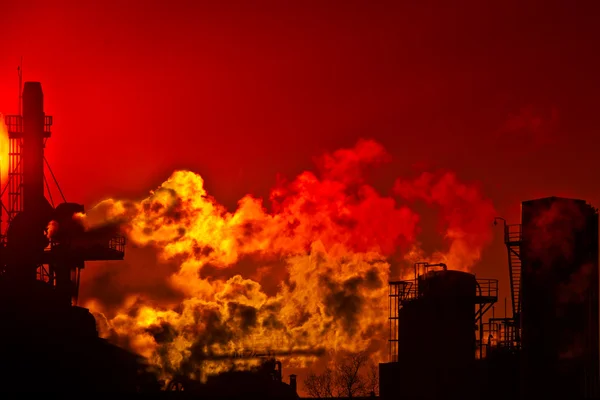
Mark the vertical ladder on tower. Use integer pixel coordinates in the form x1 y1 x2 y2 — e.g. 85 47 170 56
494 218 523 348
3 115 24 225
388 280 415 362
388 282 399 362
505 224 522 320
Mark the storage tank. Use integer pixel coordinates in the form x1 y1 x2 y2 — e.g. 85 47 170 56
397 270 477 400
520 197 599 398
378 362 400 400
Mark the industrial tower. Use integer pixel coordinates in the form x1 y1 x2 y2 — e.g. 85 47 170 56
492 198 599 398
381 262 498 400
0 82 155 392
0 82 125 306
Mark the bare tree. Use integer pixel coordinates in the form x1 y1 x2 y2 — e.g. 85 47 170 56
334 352 368 397
304 368 335 398
366 361 379 396
303 351 378 398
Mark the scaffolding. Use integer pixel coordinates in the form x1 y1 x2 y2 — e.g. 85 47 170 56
0 84 125 306
482 317 519 351
494 217 522 348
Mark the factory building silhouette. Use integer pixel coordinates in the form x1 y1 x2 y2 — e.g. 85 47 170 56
380 263 498 400
0 81 159 392
0 82 598 397
380 196 599 399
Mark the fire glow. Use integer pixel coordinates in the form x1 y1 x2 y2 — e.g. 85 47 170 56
78 139 496 382
0 115 9 185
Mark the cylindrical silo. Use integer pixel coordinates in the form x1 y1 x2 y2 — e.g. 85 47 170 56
397 270 477 400
520 197 599 398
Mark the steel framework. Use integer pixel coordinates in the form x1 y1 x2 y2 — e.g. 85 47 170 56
388 262 498 362
0 82 125 306
494 217 522 347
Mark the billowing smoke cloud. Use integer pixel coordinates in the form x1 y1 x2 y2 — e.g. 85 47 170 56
394 171 497 271
80 139 496 381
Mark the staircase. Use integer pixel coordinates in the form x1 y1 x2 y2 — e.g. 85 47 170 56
505 224 522 319
508 246 521 317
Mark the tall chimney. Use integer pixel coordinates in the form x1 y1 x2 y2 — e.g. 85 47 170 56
22 82 47 213
289 374 297 395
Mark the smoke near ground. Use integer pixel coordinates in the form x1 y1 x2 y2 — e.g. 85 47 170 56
80 139 496 382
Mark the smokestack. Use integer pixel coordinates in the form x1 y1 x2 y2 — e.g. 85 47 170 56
22 81 47 213
275 361 282 382
289 374 297 395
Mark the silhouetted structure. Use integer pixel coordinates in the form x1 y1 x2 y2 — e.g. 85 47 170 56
165 358 299 398
483 197 599 399
0 82 158 392
475 216 526 399
493 216 523 348
476 317 520 399
380 263 497 400
519 197 599 398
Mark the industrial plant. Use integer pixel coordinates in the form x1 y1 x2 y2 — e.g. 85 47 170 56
0 81 161 391
0 82 598 398
380 197 599 399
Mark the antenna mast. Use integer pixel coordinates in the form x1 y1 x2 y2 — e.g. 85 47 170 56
0 150 2 238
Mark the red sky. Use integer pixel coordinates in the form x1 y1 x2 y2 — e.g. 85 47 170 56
1 1 598 318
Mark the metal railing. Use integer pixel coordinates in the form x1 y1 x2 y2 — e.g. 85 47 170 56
108 234 126 253
476 278 498 299
44 116 53 133
505 224 522 244
391 277 498 303
482 318 520 351
389 280 418 304
4 115 22 134
2 115 52 136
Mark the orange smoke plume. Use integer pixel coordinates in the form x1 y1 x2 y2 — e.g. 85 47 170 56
394 171 497 271
46 220 59 240
81 139 496 382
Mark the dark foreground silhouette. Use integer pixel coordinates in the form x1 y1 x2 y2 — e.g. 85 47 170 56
164 359 299 398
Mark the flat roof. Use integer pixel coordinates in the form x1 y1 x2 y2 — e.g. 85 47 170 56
522 196 588 204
